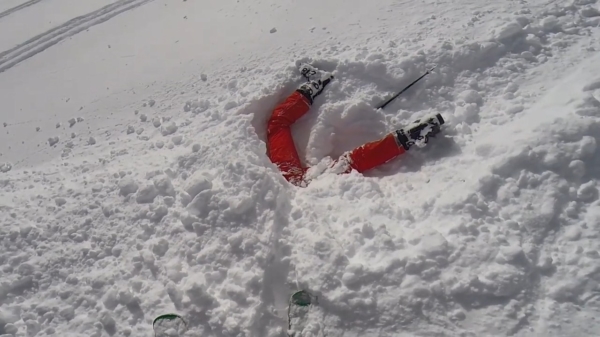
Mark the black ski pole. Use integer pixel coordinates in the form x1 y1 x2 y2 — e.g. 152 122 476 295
376 65 436 110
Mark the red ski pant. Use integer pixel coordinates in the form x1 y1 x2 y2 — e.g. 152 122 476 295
267 91 406 186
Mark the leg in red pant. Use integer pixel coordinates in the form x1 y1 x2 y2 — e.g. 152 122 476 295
266 91 311 186
267 63 335 186
345 133 407 173
341 112 444 173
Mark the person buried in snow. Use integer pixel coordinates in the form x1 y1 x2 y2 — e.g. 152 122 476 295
266 63 444 187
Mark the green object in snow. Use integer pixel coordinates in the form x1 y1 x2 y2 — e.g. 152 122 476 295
153 313 188 337
291 290 312 307
287 290 317 336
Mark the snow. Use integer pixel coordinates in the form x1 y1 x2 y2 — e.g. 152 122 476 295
2 0 600 336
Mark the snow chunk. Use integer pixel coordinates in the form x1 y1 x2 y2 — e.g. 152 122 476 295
0 308 19 331
574 0 597 5
187 190 212 217
172 135 183 145
581 6 600 17
569 160 586 178
149 204 169 222
577 181 598 202
584 16 600 26
548 279 585 302
152 238 170 257
515 15 530 27
577 136 596 158
180 191 192 207
341 263 364 288
458 90 483 105
5 276 34 296
136 184 159 204
179 211 197 231
88 137 96 145
154 175 176 197
504 83 519 93
26 319 41 335
99 311 117 335
507 105 524 115
166 260 187 283
415 232 449 257
185 171 213 198
270 27 277 33
583 79 600 91
183 278 215 309
119 177 139 196
196 100 211 114
68 118 77 127
102 289 119 310
479 264 525 297
59 306 75 321
537 255 554 271
164 196 175 207
541 16 561 31
520 51 535 61
0 163 12 173
224 101 239 110
184 99 210 114
450 309 466 321
494 22 524 42
48 136 59 146
400 274 432 298
4 323 18 334
454 104 480 124
55 197 67 207
564 226 582 241
161 122 178 136
495 245 525 264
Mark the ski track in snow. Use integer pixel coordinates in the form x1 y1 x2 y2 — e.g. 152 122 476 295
0 0 152 74
2 0 600 336
0 0 42 20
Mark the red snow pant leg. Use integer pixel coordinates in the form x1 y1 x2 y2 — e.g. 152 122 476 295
267 91 311 186
346 133 407 173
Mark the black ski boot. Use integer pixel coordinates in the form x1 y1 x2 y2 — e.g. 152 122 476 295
394 113 445 150
296 64 334 105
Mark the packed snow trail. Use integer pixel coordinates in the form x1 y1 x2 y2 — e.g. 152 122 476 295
0 0 42 20
0 0 153 73
2 0 600 337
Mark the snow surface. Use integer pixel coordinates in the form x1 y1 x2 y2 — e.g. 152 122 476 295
2 0 600 336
